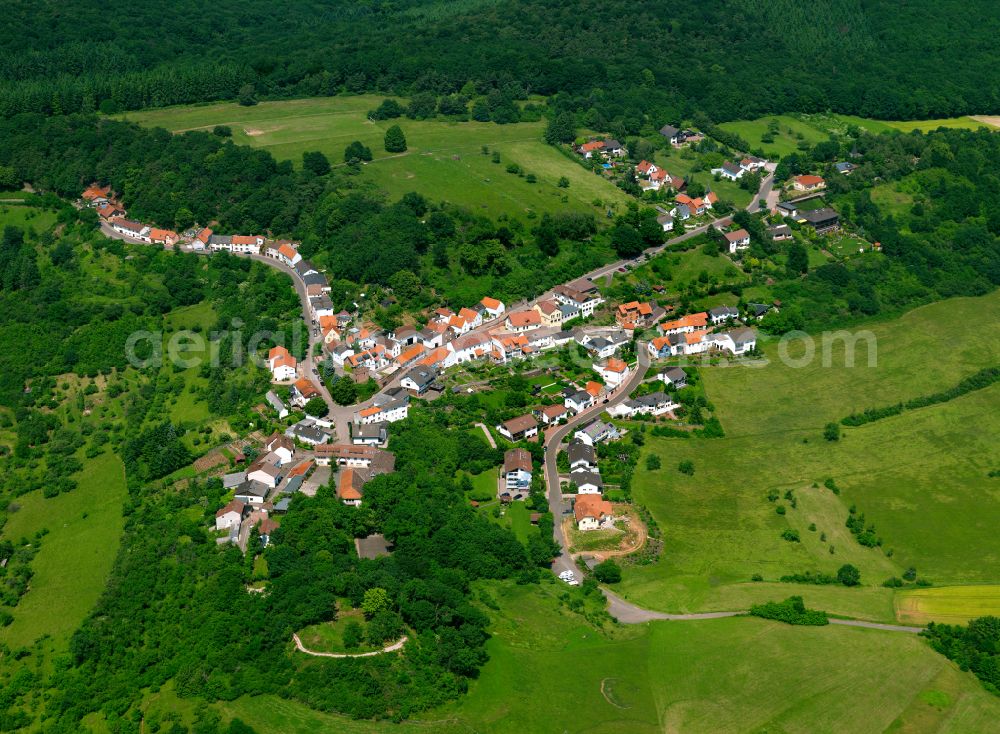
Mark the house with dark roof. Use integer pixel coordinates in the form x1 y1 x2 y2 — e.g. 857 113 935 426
400 366 437 395
768 224 793 241
351 422 387 446
570 469 603 494
658 367 688 388
709 305 740 326
659 124 682 145
799 207 840 234
567 440 596 471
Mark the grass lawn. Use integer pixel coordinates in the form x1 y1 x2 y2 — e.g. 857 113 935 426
718 115 830 158
504 501 532 543
216 583 1000 733
871 182 915 218
0 204 58 233
620 290 1000 620
459 466 498 502
0 451 127 652
895 585 1000 626
120 97 629 220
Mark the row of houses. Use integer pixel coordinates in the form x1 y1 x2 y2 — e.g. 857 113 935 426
711 156 767 182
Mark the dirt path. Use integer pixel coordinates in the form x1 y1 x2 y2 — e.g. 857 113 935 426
292 632 408 658
474 422 497 449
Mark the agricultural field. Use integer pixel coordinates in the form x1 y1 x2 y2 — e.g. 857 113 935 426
829 114 999 134
208 584 1000 734
120 97 630 220
896 585 1000 626
621 290 1000 620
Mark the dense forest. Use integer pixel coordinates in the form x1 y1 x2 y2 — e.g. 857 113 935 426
2 1 1000 123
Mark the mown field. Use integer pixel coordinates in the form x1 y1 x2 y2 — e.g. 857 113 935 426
896 585 1000 626
120 97 630 220
719 114 830 158
204 582 1000 734
621 290 1000 620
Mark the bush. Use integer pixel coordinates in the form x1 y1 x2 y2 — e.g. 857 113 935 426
645 454 661 471
781 529 800 542
678 460 695 475
823 422 840 441
592 559 622 584
342 620 364 649
750 596 828 626
837 564 861 586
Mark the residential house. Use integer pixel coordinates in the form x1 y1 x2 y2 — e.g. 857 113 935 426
396 342 426 369
285 420 331 446
636 160 659 177
536 403 568 424
616 301 662 330
337 468 368 507
295 259 318 277
564 389 594 415
776 201 800 218
501 448 533 500
575 494 614 531
533 300 564 328
768 224 793 241
800 207 840 234
602 139 625 157
449 332 494 364
658 367 688 388
578 141 605 159
552 285 604 318
97 202 125 219
303 272 330 292
835 161 856 175
311 295 336 319
713 161 745 181
234 478 271 504
223 471 247 491
594 357 630 388
656 212 674 232
289 377 320 408
497 414 539 442
505 310 542 332
400 366 437 395
746 302 774 320
740 156 767 172
313 444 395 469
708 305 740 325
351 422 387 446
659 124 682 145
215 499 246 532
268 241 302 267
724 229 751 253
267 346 297 381
792 175 826 192
567 440 596 471
571 469 603 494
657 312 709 335
264 434 295 464
265 390 289 419
356 391 409 424
480 296 506 321
110 218 150 240
712 327 757 355
81 184 112 206
574 420 618 446
608 391 677 418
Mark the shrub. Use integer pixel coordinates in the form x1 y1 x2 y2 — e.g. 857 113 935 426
593 559 622 584
837 564 861 586
677 460 694 475
823 422 840 441
750 596 828 626
781 529 800 542
645 454 661 471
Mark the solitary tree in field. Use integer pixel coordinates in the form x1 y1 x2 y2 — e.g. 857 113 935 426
824 422 840 442
593 559 622 583
384 125 407 153
344 140 373 163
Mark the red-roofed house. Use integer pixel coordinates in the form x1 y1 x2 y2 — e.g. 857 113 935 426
575 494 614 531
723 229 751 253
81 184 111 205
594 357 630 388
268 346 297 381
149 228 179 247
97 202 125 220
267 241 302 266
505 310 542 332
792 175 826 192
480 296 506 321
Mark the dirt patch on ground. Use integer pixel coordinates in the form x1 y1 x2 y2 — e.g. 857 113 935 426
970 116 1000 129
243 127 267 137
600 678 630 709
193 450 228 473
566 504 648 559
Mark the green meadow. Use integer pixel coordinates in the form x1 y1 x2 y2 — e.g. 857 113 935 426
621 290 1000 620
718 114 830 158
0 451 127 652
0 203 58 233
120 97 630 220
205 582 1000 734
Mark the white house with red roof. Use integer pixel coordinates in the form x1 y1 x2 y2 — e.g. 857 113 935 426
267 241 302 267
792 174 826 192
504 310 542 332
479 296 506 321
267 346 297 381
723 229 751 253
594 357 631 388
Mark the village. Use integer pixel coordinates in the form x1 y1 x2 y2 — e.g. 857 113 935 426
80 125 859 574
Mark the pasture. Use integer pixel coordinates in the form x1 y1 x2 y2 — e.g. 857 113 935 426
896 585 1000 625
120 97 630 220
621 290 1000 618
213 584 1000 733
718 114 830 157
0 451 127 652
